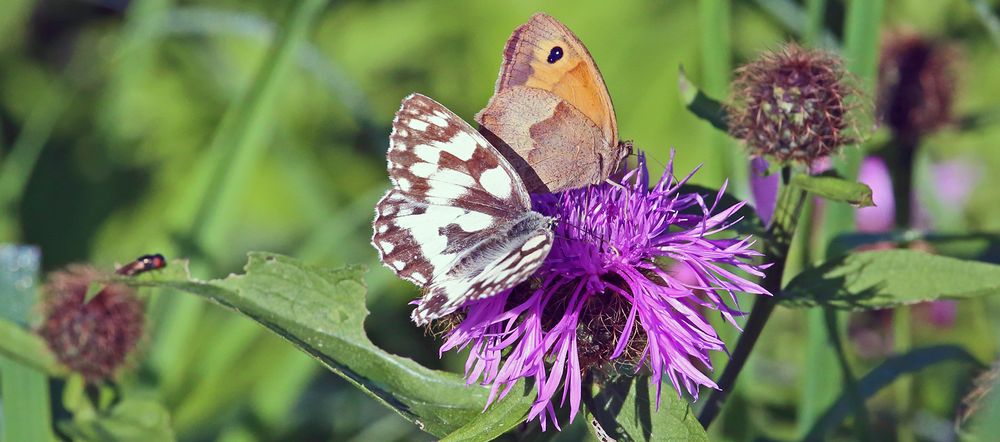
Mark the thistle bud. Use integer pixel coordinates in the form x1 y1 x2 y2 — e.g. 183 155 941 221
878 31 956 142
729 44 857 164
37 265 145 382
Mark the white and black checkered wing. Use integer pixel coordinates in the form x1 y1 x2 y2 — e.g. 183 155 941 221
372 94 554 325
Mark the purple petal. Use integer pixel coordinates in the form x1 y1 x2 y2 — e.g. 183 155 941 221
749 157 779 226
856 156 896 233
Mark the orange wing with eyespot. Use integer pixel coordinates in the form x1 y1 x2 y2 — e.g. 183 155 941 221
491 13 618 145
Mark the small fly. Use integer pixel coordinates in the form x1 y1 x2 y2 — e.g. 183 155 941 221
116 254 167 276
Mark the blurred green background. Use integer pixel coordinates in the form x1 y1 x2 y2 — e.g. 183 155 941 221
1 0 998 440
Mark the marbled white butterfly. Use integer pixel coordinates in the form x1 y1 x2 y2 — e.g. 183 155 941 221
372 94 554 325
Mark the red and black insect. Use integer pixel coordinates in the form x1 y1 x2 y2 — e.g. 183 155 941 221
116 254 167 276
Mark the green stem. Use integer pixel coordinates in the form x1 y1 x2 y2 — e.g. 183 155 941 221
698 168 807 428
888 136 917 442
820 0 884 249
893 307 915 442
0 356 54 442
825 309 872 441
697 0 747 196
149 0 330 399
804 0 827 47
189 0 330 255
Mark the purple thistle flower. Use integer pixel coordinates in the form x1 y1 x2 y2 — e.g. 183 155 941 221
438 152 770 429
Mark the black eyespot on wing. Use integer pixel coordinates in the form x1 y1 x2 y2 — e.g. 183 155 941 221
547 46 563 63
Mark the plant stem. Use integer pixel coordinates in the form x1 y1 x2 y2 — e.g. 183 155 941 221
698 168 807 428
698 0 746 196
825 309 873 441
889 137 917 442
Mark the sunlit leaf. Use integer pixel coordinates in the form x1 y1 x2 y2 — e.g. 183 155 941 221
440 381 535 442
780 250 1000 309
132 253 515 437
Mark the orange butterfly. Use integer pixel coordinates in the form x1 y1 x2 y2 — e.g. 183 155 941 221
476 13 629 194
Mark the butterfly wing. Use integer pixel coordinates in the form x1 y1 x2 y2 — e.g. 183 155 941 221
477 86 621 194
476 13 627 193
372 94 553 324
491 12 617 145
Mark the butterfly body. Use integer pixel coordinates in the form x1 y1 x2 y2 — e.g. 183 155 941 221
373 94 554 325
477 13 627 194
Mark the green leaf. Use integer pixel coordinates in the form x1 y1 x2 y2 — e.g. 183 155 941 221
752 0 839 49
678 66 729 132
440 381 535 442
586 376 708 441
790 173 874 208
0 318 67 376
780 250 1000 310
60 398 175 442
827 230 1000 260
802 345 982 441
131 253 507 437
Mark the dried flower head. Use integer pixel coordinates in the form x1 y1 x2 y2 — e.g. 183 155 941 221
729 43 857 164
37 265 145 382
434 153 769 429
958 359 1000 429
878 31 957 141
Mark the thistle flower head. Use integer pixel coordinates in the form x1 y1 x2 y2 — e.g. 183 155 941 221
729 44 857 164
878 31 956 141
37 265 145 382
437 153 769 429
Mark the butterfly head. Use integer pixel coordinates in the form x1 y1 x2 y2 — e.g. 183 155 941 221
618 140 635 158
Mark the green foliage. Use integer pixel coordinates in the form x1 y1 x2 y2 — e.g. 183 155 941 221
790 173 875 208
440 381 534 442
0 319 66 376
0 1 998 440
678 67 729 133
780 249 1000 309
132 254 519 437
0 244 54 442
62 376 175 442
802 345 983 441
586 376 708 441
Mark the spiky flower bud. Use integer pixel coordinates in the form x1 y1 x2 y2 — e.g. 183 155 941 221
37 265 144 382
878 31 956 142
729 44 856 164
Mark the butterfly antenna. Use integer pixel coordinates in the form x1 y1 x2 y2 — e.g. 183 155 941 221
552 218 620 256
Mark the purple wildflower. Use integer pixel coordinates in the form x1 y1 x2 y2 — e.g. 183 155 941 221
439 152 769 429
749 157 778 226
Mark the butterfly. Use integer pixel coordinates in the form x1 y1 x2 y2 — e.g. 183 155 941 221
476 13 629 194
372 94 555 325
116 254 167 276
